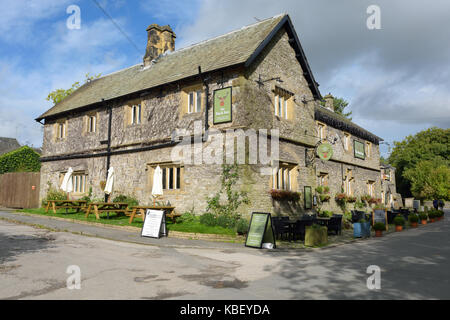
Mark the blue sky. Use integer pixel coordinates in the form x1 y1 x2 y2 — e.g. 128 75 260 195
0 0 448 157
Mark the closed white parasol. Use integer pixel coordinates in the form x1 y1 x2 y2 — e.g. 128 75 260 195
60 167 73 193
152 166 163 197
104 167 114 195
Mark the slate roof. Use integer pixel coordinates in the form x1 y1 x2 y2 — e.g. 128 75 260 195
0 137 21 155
314 105 383 144
38 14 321 121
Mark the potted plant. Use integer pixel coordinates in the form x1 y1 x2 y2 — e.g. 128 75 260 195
408 214 419 228
373 222 386 237
428 210 436 223
305 224 328 246
436 210 444 221
393 215 405 232
347 196 357 203
353 218 371 238
419 212 428 225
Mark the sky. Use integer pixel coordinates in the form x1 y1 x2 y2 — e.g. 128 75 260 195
0 0 449 157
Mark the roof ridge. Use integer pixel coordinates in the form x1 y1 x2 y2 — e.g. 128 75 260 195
174 14 286 54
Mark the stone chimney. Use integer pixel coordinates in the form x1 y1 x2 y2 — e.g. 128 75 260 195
143 24 176 67
323 93 334 112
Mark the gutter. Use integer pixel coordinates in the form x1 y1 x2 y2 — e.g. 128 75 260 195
198 66 209 142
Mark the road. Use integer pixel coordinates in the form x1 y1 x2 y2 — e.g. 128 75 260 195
0 210 449 299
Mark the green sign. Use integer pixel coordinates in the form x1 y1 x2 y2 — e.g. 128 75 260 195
245 212 276 249
304 186 312 209
213 87 232 124
317 143 333 161
354 140 365 159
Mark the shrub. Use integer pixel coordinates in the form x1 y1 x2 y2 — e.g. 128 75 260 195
41 182 67 206
393 216 406 226
199 213 217 226
315 186 324 194
0 146 41 174
419 212 428 220
408 214 419 223
235 218 249 235
112 195 139 208
216 215 236 228
428 211 436 219
373 222 386 231
178 212 197 224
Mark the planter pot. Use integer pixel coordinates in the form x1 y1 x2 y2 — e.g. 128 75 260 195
375 230 383 237
437 217 442 221
395 225 403 232
421 220 427 225
353 222 371 238
430 218 436 223
410 222 418 228
305 226 328 246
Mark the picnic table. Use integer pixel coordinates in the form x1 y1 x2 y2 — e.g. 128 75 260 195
128 206 179 224
45 200 88 214
85 202 130 220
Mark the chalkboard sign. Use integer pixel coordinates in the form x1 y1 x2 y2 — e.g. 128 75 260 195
372 209 388 230
245 212 276 249
141 209 167 239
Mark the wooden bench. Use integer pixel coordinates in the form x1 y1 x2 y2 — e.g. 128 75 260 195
128 206 180 224
85 202 130 220
45 200 88 214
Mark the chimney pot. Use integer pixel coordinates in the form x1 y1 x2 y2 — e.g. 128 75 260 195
323 93 334 112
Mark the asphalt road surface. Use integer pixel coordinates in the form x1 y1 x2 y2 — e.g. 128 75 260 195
0 211 449 299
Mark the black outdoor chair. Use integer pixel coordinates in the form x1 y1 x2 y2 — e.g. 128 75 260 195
387 211 396 224
327 215 342 235
272 218 291 241
291 220 308 241
351 210 365 223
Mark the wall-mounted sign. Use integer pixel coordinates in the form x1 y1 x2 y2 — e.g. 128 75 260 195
141 209 167 239
354 140 365 160
304 186 312 209
317 143 333 161
372 209 388 230
213 87 232 124
245 212 276 249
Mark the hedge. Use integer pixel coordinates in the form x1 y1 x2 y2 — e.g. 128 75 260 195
0 146 41 174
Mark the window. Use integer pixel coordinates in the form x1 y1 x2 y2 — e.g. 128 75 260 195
56 121 66 139
162 166 181 190
344 133 351 151
367 181 375 197
72 173 87 193
131 104 141 124
88 115 96 133
318 172 329 187
366 142 372 158
343 169 354 196
188 90 202 114
274 89 292 120
317 122 326 141
272 166 294 190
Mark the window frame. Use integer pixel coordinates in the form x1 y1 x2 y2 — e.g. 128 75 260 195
187 90 203 114
274 89 292 120
131 104 142 125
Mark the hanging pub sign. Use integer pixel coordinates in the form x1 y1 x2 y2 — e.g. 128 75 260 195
141 209 167 239
354 140 365 160
317 143 333 161
213 87 232 124
372 208 388 230
245 212 276 249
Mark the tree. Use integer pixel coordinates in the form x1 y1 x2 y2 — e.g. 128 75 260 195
388 127 450 198
332 97 353 120
403 160 450 200
46 73 101 105
320 95 353 120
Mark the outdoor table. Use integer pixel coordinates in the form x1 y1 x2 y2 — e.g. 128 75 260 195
45 200 88 214
85 202 130 220
128 206 178 224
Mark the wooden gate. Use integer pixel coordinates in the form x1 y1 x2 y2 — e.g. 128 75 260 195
0 172 40 209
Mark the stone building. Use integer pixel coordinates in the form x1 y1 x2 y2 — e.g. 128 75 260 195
36 14 387 218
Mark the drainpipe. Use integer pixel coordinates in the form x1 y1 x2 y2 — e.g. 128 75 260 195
198 66 209 142
104 99 112 202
